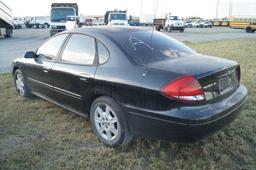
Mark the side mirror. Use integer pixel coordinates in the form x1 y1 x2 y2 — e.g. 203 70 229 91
24 51 36 58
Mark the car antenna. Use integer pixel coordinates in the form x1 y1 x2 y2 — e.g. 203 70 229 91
142 0 159 77
151 0 158 42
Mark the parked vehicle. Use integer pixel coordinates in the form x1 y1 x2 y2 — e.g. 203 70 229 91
199 21 212 28
104 10 128 26
12 27 247 147
50 3 78 36
25 16 50 29
229 16 256 33
13 17 24 29
185 21 192 28
203 21 213 28
140 14 154 26
0 0 13 38
92 18 105 26
191 21 200 28
154 15 185 32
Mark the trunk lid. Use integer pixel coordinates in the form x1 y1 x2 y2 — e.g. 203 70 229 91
147 54 237 78
148 54 240 101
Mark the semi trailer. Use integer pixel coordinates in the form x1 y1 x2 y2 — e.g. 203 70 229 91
0 0 13 38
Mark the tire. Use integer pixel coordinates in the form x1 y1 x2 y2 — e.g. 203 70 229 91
44 24 49 28
167 26 171 32
14 69 31 98
155 26 161 31
90 96 133 147
38 24 43 29
180 29 184 32
245 27 254 33
4 28 13 38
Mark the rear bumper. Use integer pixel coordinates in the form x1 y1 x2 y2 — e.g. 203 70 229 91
122 85 248 142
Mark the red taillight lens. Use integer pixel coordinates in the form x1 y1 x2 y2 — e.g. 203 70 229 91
236 65 240 82
160 75 205 103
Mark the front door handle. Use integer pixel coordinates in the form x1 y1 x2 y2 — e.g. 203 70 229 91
79 73 91 81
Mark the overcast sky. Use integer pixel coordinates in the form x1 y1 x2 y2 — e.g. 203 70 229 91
3 0 256 19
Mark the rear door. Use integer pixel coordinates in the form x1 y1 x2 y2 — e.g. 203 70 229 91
50 33 98 113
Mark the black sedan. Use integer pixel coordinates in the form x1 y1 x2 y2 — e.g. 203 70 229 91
12 26 247 147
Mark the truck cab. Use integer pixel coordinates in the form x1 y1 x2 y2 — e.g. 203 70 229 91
104 10 128 26
165 16 185 32
50 3 78 36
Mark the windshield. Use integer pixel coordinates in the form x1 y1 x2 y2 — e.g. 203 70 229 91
110 13 126 20
113 30 196 65
169 16 181 20
51 8 75 22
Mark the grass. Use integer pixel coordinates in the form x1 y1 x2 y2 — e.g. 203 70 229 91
1 38 256 170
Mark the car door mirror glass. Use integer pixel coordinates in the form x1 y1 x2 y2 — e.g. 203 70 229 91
24 51 37 58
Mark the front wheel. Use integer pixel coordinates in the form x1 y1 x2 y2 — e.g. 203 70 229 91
90 96 133 147
14 69 31 98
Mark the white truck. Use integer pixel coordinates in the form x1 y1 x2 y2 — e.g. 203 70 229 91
154 15 185 32
0 0 13 38
25 16 50 29
50 3 79 36
104 10 128 26
13 17 24 29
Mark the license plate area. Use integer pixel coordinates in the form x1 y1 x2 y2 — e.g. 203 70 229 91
218 75 233 95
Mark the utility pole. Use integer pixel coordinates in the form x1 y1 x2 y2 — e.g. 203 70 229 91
229 1 233 18
216 0 220 19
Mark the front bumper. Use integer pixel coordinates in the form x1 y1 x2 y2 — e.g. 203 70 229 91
170 26 185 30
123 85 248 142
50 29 65 35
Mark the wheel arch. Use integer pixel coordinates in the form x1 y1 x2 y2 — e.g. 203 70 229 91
12 66 19 75
83 87 123 117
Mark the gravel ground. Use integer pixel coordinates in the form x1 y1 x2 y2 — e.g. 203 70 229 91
0 27 255 73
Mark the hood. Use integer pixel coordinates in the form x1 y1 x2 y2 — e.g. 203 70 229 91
147 54 237 79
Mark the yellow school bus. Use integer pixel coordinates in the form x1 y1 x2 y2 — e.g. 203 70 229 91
230 16 256 33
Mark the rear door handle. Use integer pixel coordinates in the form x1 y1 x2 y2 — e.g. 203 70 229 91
42 66 50 73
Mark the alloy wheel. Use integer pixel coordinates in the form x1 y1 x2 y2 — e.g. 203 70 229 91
15 73 25 96
94 104 119 141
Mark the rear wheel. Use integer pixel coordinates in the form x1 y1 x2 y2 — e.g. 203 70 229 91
245 26 255 33
14 69 31 98
180 29 184 32
4 28 13 38
90 96 132 147
167 26 171 32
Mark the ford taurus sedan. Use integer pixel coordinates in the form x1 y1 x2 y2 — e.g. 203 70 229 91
12 26 247 147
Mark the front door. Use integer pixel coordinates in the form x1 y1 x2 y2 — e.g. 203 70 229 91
25 34 69 99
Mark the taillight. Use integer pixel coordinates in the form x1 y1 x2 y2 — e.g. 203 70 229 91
160 75 205 103
236 65 240 82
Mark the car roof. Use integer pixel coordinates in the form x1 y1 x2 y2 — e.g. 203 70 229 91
64 26 148 38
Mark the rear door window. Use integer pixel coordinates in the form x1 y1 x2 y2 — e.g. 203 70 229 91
97 40 109 64
61 34 96 65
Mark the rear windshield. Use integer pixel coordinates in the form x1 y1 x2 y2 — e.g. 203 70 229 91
113 30 196 65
